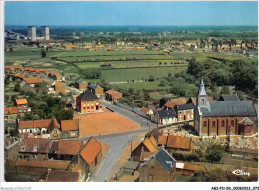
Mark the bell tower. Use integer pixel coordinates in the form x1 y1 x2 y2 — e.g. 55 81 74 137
197 78 208 108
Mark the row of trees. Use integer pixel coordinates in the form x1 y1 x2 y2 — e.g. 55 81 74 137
187 57 257 97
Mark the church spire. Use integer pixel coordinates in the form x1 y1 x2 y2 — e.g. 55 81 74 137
198 78 207 96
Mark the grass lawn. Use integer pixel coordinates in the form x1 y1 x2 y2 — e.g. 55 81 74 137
175 174 193 182
74 60 184 70
111 81 172 91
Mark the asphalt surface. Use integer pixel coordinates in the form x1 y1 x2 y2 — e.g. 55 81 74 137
101 101 157 130
93 134 134 182
65 86 157 181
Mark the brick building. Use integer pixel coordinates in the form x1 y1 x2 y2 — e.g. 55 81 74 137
174 103 195 122
194 79 257 137
76 90 100 113
139 149 176 182
105 90 123 102
61 119 79 138
15 99 29 113
75 80 87 90
54 82 65 94
88 84 104 96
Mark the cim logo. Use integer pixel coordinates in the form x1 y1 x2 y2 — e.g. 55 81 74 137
232 169 250 177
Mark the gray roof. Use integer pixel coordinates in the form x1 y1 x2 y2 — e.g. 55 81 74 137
123 161 139 170
176 103 195 111
200 101 257 117
75 80 84 84
142 149 176 172
219 94 240 101
20 81 27 88
157 109 177 118
76 90 99 101
88 84 98 90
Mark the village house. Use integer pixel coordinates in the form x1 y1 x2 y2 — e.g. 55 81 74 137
79 137 102 173
18 118 52 136
20 81 35 93
46 170 80 182
174 103 195 122
48 117 62 140
5 66 14 74
88 84 104 97
56 140 83 161
166 135 194 152
60 119 79 138
5 158 71 178
15 98 30 113
14 66 24 74
194 79 257 137
54 81 65 94
138 149 176 182
4 107 18 122
152 109 177 125
38 69 48 78
160 97 187 108
19 138 51 157
105 90 123 103
75 80 88 90
23 77 44 87
76 90 100 113
132 135 158 162
140 107 154 119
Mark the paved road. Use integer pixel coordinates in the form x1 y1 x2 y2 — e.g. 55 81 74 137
93 134 134 182
101 101 157 130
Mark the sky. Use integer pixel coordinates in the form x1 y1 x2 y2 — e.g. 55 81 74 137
5 1 258 26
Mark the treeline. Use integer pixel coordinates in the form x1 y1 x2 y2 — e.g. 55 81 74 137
187 57 258 97
81 69 101 79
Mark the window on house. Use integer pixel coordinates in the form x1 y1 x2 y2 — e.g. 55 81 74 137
203 121 207 127
83 102 86 107
183 111 185 114
187 115 189 119
87 102 90 106
83 107 86 110
91 106 94 109
91 102 94 106
231 120 234 126
87 107 90 110
179 116 182 120
212 121 216 127
222 121 225 126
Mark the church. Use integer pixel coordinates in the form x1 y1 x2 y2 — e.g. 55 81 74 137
194 79 257 137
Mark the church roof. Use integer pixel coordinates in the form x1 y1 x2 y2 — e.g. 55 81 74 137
198 79 207 96
219 94 240 101
200 101 257 117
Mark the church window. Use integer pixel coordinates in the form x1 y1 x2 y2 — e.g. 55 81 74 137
203 121 207 127
222 121 225 126
212 121 216 127
202 99 204 105
231 120 234 126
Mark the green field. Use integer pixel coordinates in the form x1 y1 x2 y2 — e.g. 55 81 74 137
111 81 172 91
97 67 186 82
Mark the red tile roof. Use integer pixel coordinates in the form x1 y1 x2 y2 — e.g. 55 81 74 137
61 120 79 131
18 119 52 129
16 159 70 169
16 99 28 105
19 138 51 153
57 140 83 155
47 170 79 182
166 135 193 150
80 137 102 166
140 107 149 113
158 136 168 145
4 107 18 115
106 90 121 95
23 77 43 84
